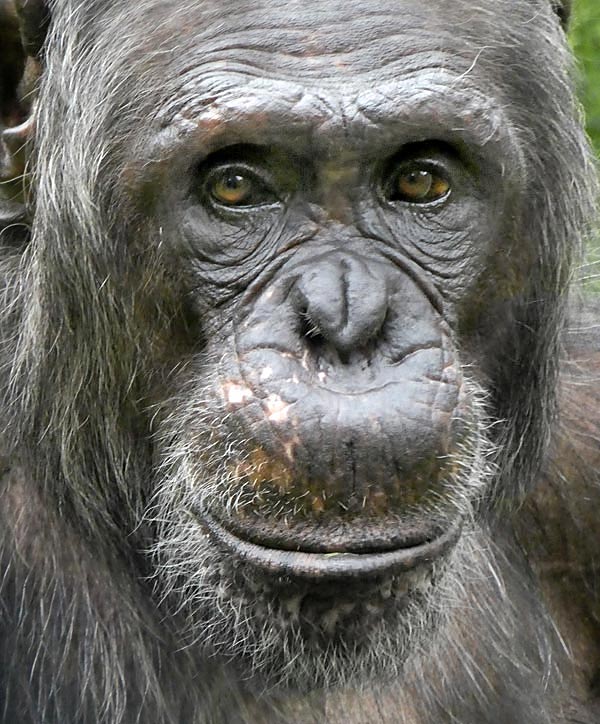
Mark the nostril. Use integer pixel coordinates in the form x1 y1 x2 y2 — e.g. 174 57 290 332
299 314 375 370
299 310 336 364
299 308 324 341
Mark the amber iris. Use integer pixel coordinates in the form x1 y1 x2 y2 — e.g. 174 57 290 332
211 172 254 206
395 169 450 203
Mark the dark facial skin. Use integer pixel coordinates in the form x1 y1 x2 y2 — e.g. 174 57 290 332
138 0 516 550
114 0 538 679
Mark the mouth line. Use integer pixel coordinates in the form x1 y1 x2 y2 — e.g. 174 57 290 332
192 512 462 581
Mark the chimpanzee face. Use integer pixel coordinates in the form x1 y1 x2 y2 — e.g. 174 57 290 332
118 0 552 687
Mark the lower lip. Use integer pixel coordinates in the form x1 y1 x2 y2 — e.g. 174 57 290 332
193 512 462 581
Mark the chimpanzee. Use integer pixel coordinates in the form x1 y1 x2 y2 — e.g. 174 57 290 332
0 0 599 722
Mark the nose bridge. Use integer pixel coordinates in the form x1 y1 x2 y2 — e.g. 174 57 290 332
294 252 389 353
310 96 361 224
316 159 358 224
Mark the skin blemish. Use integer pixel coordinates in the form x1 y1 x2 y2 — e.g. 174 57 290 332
232 461 253 482
260 366 273 381
222 381 253 406
370 490 388 514
283 436 300 462
231 447 295 491
266 393 290 422
301 350 310 371
196 106 224 130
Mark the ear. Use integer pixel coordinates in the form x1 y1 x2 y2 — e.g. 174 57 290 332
551 0 572 30
0 0 49 216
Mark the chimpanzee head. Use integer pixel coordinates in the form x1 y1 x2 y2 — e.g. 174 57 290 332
0 0 594 691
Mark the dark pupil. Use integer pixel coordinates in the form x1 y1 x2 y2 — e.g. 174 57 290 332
225 175 244 189
408 171 428 186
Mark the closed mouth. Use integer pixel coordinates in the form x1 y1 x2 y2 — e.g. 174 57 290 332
192 512 462 581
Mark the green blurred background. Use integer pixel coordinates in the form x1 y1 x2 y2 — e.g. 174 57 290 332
572 0 600 290
572 0 600 153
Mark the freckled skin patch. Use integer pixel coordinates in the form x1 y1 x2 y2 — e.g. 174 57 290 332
265 393 290 422
222 381 253 406
233 447 296 493
260 366 273 381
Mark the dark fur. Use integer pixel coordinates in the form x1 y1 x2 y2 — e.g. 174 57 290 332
0 0 599 722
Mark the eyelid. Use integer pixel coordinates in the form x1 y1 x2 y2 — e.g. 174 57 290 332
394 158 449 180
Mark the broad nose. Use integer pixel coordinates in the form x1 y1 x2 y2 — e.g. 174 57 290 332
292 254 389 355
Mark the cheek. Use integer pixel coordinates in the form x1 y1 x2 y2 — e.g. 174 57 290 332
417 202 499 263
359 192 508 305
181 207 273 272
179 205 317 296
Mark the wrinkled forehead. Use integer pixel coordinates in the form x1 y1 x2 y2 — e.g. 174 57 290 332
82 0 560 172
86 0 557 88
135 0 536 153
166 0 495 83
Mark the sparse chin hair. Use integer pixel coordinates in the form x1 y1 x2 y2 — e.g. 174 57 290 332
151 515 491 692
152 528 450 690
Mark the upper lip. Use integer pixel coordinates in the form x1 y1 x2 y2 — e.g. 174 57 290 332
192 511 462 581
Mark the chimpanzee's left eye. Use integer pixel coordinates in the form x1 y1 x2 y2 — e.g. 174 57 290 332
388 164 451 204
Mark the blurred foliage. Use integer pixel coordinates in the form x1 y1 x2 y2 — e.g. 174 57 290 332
571 1 600 288
571 0 600 153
